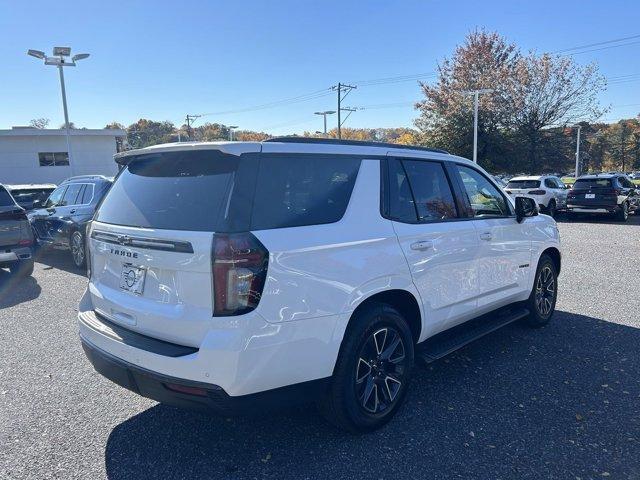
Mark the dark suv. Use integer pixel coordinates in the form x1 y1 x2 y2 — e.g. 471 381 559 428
566 174 638 221
29 176 113 268
0 184 35 276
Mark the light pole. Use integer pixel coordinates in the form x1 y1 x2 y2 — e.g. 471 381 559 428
314 111 336 137
574 125 582 179
228 125 238 141
463 89 494 162
27 47 89 173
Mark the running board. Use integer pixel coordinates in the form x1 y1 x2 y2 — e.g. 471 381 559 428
417 307 530 364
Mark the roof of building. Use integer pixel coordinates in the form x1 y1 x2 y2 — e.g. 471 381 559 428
0 128 126 137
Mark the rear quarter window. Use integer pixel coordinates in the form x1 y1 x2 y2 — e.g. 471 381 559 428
250 154 361 230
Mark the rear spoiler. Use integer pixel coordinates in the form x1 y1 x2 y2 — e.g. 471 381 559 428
114 142 262 166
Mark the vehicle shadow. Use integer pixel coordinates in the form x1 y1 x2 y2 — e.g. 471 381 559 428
0 270 41 308
556 211 640 225
33 248 86 277
104 311 640 480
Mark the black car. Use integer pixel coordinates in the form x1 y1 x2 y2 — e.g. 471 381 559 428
566 174 638 221
29 176 113 268
5 184 56 211
0 184 35 276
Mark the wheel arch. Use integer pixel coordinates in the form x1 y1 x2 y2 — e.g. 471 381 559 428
540 246 561 276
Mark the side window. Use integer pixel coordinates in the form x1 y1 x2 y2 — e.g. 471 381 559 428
401 160 458 221
44 186 66 208
455 165 511 218
556 178 567 189
387 159 418 222
544 178 556 189
60 183 83 206
619 177 634 189
250 154 361 230
81 184 95 204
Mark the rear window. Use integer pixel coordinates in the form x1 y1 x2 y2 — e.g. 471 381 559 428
0 187 15 207
9 188 54 205
572 178 612 189
506 180 540 189
96 151 361 232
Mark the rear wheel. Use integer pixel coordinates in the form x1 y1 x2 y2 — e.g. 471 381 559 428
545 200 557 218
71 231 86 269
9 259 34 277
616 202 629 222
523 254 557 328
319 303 414 433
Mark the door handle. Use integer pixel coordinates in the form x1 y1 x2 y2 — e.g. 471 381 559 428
479 232 493 241
69 209 76 214
410 240 433 251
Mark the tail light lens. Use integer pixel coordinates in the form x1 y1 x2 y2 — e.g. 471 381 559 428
18 238 33 246
528 190 546 195
212 232 269 316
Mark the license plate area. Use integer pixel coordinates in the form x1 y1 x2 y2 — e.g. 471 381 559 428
120 264 146 295
585 193 595 199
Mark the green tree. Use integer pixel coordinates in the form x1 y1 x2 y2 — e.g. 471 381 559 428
126 119 176 149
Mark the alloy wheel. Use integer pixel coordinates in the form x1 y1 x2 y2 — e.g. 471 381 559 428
71 233 85 267
535 265 555 317
354 327 407 414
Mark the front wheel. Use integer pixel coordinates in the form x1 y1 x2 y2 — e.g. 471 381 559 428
319 303 414 433
546 200 557 218
9 259 34 277
523 254 558 327
70 231 86 269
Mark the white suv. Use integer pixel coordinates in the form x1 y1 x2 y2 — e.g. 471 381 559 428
505 175 569 217
78 138 561 432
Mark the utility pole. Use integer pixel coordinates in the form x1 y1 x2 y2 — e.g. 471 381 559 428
314 111 336 136
185 114 202 140
574 125 582 179
332 83 357 139
462 88 494 162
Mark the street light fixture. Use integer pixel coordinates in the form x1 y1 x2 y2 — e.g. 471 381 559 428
462 89 494 163
314 110 336 137
228 125 239 141
27 46 90 174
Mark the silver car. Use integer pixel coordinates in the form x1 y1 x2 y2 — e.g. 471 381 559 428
0 184 35 276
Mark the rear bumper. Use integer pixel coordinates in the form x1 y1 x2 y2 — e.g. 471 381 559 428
566 203 618 213
0 245 32 266
77 288 342 398
81 337 328 415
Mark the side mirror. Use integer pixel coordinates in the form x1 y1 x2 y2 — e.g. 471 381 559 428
515 196 538 223
32 199 42 209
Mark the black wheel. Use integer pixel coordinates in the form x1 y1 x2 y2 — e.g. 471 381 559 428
523 254 557 327
546 200 557 218
71 231 86 269
319 303 414 433
616 202 629 222
9 259 34 277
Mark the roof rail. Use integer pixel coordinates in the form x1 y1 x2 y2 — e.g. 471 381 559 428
264 136 449 154
62 175 110 182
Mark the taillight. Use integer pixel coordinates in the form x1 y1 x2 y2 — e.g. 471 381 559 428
528 190 546 195
212 232 268 316
18 238 33 246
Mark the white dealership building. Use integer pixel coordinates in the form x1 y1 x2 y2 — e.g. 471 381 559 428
0 127 125 185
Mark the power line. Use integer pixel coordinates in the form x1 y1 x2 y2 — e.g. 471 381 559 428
552 34 640 54
353 72 437 87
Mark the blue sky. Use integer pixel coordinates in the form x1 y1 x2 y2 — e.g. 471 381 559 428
1 0 639 134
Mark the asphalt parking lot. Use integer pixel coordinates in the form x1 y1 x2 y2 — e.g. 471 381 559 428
1 215 639 480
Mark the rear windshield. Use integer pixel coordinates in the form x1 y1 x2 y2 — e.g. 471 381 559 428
0 187 15 207
96 151 361 232
506 180 540 189
10 188 54 204
572 178 612 189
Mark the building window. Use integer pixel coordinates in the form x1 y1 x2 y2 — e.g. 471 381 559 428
38 152 69 167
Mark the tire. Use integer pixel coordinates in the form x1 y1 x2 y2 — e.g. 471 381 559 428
9 259 34 277
70 231 87 269
545 200 557 218
319 303 414 433
523 254 558 328
616 202 629 222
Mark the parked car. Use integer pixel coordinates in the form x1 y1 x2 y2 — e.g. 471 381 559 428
5 184 56 211
505 175 568 217
566 174 638 221
78 138 561 432
29 175 113 268
0 184 35 276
